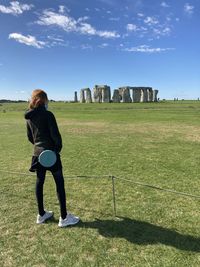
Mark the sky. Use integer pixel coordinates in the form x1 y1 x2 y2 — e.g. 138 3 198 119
0 0 199 101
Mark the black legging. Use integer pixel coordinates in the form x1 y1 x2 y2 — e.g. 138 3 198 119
36 168 67 219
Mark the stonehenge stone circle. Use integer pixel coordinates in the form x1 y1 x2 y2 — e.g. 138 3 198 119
140 88 148 103
77 85 159 103
93 85 102 103
147 88 153 102
80 88 92 103
80 89 85 103
85 88 92 103
118 87 132 103
93 85 111 103
74 91 78 102
112 89 121 103
131 88 141 102
102 86 111 103
153 89 159 102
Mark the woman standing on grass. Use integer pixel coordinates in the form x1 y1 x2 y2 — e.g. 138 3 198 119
25 89 79 227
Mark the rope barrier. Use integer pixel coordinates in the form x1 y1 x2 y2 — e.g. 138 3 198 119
0 170 110 179
1 169 200 217
1 169 199 199
115 176 200 199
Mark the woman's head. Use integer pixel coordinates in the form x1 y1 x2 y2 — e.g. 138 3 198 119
29 89 48 109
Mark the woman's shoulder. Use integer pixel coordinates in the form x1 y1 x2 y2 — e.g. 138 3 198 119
46 109 54 116
46 110 56 121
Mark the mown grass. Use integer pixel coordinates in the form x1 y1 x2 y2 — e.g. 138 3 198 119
0 101 200 266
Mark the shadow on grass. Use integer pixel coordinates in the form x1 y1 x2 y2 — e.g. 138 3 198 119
77 217 200 252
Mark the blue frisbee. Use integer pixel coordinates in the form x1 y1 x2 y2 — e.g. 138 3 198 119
38 150 57 167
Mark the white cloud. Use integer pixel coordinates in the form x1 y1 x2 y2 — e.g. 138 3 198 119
162 27 171 34
0 1 33 15
138 14 173 39
161 2 170 8
166 16 171 22
59 5 65 13
126 24 138 32
124 45 174 53
153 26 171 37
109 17 120 21
47 36 64 42
127 15 172 40
99 43 109 48
36 10 120 39
126 24 149 37
144 16 159 25
9 33 46 49
81 44 93 50
59 5 70 14
137 13 144 17
184 3 194 15
36 10 77 32
77 16 90 23
98 30 119 38
79 23 96 35
46 35 70 47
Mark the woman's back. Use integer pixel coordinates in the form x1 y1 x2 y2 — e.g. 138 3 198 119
25 105 62 155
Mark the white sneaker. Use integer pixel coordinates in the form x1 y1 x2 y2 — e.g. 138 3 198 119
58 213 80 227
36 211 54 224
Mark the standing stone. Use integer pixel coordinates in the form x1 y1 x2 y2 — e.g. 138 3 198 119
123 87 132 103
140 88 148 102
153 90 159 102
147 88 153 102
80 89 85 103
93 85 102 103
132 87 141 102
119 87 132 103
93 85 111 103
112 89 120 103
118 88 123 100
85 88 92 103
102 86 111 103
74 91 78 102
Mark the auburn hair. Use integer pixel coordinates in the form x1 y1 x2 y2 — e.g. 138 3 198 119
29 89 48 109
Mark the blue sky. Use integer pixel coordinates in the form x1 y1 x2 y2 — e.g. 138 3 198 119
0 0 199 100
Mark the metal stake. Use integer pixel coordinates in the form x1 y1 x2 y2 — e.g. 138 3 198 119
111 175 117 217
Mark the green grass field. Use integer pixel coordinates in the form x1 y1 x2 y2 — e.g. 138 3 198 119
0 101 200 266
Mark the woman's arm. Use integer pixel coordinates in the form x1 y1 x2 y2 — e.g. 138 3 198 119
48 112 62 153
26 121 34 144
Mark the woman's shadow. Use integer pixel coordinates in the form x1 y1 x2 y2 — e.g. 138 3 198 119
75 217 200 252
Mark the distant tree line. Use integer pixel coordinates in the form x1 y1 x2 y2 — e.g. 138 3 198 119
0 99 27 103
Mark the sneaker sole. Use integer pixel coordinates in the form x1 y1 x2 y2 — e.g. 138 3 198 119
58 219 80 227
36 213 54 224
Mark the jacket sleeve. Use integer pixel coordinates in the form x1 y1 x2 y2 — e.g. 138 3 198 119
48 112 62 153
26 121 34 144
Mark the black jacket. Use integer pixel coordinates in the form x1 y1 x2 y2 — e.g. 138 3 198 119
24 106 62 156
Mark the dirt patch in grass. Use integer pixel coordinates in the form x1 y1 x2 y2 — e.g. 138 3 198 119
59 120 108 128
126 123 200 143
179 126 200 142
59 120 200 142
60 120 110 134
